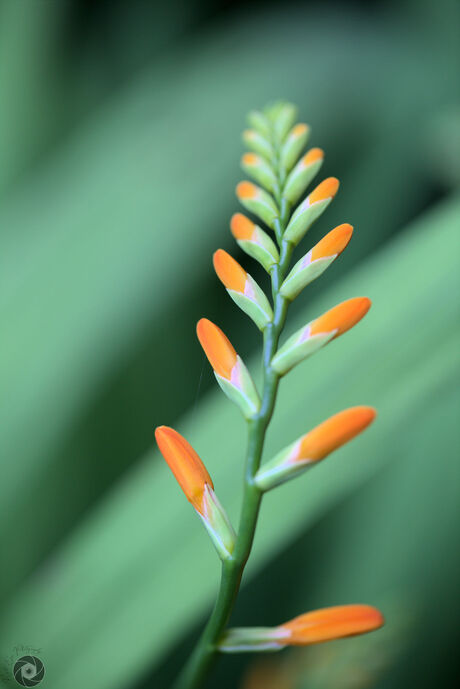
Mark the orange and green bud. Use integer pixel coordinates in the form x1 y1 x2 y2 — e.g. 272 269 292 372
197 318 261 418
264 101 298 142
280 224 353 300
247 110 271 139
230 213 279 271
283 147 324 204
155 426 212 514
279 605 384 645
280 123 311 171
242 129 273 161
236 181 279 229
271 297 371 375
155 426 236 559
213 249 273 330
284 177 340 245
241 152 277 192
255 406 376 490
219 605 384 652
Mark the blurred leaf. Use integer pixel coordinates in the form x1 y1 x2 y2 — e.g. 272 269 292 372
1 0 459 601
0 196 458 689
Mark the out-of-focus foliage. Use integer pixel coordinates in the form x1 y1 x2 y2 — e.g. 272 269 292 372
0 1 459 688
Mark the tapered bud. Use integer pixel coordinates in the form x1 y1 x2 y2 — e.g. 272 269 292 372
197 318 261 418
230 213 279 271
213 249 273 330
280 123 311 171
219 605 384 653
242 129 274 161
155 426 236 559
280 605 384 645
272 102 298 142
255 406 376 490
271 297 371 375
283 147 324 203
284 177 340 245
241 153 277 192
280 224 353 300
236 181 279 229
247 110 271 139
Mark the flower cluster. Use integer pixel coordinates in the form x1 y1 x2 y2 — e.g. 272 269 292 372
155 101 383 682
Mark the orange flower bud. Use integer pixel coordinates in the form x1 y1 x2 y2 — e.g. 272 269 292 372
230 213 256 241
296 407 376 462
280 225 353 300
255 407 376 490
219 605 384 652
213 249 247 293
279 605 384 645
310 297 371 339
283 148 325 204
302 147 324 167
272 298 371 376
196 318 237 380
311 223 353 261
236 180 279 228
155 426 212 514
213 250 273 330
230 214 280 272
197 318 261 417
284 177 340 244
309 177 340 204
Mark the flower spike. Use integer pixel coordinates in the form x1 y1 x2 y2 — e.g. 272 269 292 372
236 181 279 229
213 249 273 330
230 213 279 272
219 605 384 652
159 102 381 685
271 297 371 375
283 147 325 204
255 406 376 490
280 224 353 300
155 426 236 559
197 318 261 418
284 177 340 245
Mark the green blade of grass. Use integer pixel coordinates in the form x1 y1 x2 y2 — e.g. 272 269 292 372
0 197 458 689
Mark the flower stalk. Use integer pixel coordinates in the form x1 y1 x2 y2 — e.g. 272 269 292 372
156 101 381 689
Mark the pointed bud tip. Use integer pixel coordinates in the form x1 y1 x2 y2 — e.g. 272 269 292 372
311 223 353 261
241 152 259 166
292 123 309 137
230 213 255 240
311 296 371 338
196 318 237 379
297 405 376 463
280 604 384 645
155 426 213 512
213 249 247 292
309 177 340 204
303 147 324 166
236 181 258 200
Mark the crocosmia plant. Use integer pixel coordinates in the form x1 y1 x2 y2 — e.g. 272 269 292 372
155 101 384 689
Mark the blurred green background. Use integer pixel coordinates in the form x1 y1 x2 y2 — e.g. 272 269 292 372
0 0 459 687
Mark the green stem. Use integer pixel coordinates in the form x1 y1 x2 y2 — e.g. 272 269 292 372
172 136 293 689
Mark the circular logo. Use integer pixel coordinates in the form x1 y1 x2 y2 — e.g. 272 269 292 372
13 656 45 687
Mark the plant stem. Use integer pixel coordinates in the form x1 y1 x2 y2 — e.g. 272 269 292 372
172 135 292 689
173 248 293 689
